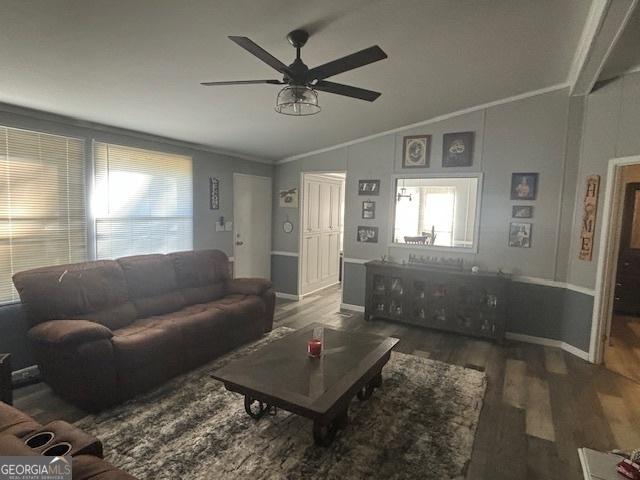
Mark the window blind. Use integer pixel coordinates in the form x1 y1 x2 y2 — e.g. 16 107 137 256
0 126 87 304
93 142 193 259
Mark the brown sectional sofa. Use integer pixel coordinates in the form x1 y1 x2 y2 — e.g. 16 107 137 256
13 249 275 412
0 401 135 479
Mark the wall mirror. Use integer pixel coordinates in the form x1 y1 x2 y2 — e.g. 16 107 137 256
392 175 481 251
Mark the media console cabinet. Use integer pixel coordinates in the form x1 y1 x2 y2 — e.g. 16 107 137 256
364 261 509 342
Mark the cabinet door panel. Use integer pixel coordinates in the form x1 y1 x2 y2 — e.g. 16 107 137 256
328 232 340 277
305 181 321 233
330 183 341 231
304 235 320 285
319 182 331 231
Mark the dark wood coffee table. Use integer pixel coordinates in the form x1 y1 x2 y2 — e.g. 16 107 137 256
211 323 399 445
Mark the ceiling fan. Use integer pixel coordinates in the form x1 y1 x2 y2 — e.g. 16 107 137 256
201 29 387 116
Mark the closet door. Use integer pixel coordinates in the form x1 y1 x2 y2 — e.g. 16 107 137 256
303 235 320 285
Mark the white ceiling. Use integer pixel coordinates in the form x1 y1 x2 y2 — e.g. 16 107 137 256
0 0 592 162
599 4 640 81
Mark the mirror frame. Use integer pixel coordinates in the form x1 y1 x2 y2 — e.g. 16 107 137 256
389 172 484 254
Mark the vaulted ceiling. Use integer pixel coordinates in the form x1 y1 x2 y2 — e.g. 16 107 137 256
0 0 593 161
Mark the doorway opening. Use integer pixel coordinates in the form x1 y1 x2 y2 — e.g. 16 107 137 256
592 156 640 383
298 172 345 297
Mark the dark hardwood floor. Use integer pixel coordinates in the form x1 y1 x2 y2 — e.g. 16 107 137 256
14 284 640 479
605 314 640 384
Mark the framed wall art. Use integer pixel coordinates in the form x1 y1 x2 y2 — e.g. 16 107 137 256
357 225 379 243
510 172 538 200
279 188 298 208
209 177 219 210
358 180 380 195
402 135 431 168
512 205 533 219
509 222 531 248
443 131 474 167
362 200 376 219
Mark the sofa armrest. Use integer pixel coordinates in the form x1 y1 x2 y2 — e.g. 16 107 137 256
28 320 113 346
227 278 272 296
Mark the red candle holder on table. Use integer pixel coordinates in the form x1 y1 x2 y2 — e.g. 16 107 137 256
307 338 322 358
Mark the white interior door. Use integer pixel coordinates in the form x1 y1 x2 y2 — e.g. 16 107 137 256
233 174 271 278
300 173 344 295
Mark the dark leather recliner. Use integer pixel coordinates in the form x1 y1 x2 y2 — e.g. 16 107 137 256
0 401 136 479
12 250 275 412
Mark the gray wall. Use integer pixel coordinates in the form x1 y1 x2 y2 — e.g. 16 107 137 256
567 72 640 289
274 88 573 277
0 105 272 370
272 87 601 352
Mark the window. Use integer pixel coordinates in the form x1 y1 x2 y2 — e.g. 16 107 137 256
93 142 192 259
0 126 87 304
393 176 480 250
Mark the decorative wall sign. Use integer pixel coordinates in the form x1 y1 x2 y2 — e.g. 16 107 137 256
279 188 298 207
362 200 376 219
358 180 380 195
402 135 431 168
209 177 219 210
578 175 600 261
442 131 474 167
509 222 531 248
510 172 538 200
512 205 533 219
357 225 379 243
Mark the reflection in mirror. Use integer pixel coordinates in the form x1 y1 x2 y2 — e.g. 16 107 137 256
393 176 479 249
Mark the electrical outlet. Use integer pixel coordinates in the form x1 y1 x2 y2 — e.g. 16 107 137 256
215 223 225 232
225 221 233 231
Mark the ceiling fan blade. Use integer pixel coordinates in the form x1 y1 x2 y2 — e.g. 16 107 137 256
307 46 387 81
200 79 283 86
314 80 381 102
228 36 293 76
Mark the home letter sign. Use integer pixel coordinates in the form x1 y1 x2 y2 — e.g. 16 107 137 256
579 175 600 261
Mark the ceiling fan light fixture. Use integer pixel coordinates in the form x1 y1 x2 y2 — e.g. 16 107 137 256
275 85 321 116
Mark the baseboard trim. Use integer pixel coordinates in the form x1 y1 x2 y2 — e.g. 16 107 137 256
340 303 365 312
275 292 300 301
505 332 590 361
300 282 340 298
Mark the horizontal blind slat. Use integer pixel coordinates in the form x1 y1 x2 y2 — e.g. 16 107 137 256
0 125 87 304
93 142 193 260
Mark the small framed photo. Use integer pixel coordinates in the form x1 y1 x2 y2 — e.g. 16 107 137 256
510 172 538 200
362 201 376 219
402 135 431 168
279 188 298 208
443 131 474 167
512 205 533 219
357 226 379 243
509 222 532 248
358 180 380 196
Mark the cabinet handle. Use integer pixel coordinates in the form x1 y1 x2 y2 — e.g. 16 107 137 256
615 296 622 301
624 261 631 267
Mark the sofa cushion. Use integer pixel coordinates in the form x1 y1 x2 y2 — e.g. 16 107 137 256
168 250 230 305
111 319 183 397
117 254 185 317
12 261 135 330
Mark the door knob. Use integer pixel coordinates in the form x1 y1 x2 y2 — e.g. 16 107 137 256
236 241 244 246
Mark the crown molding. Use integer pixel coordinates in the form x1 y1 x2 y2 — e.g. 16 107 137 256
276 83 570 165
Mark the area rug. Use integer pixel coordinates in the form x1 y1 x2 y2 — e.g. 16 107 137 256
76 327 486 479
